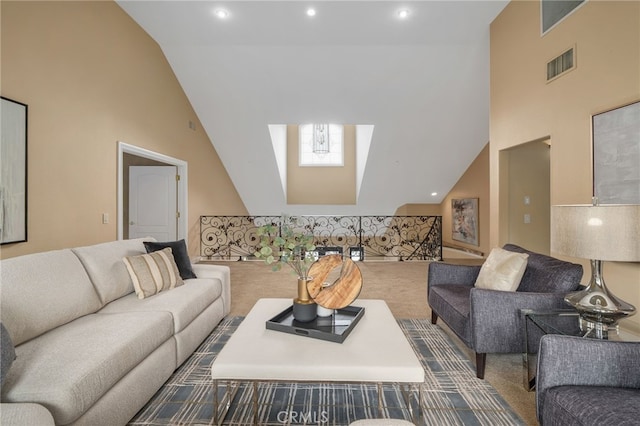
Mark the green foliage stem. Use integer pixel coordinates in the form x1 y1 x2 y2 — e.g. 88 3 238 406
254 215 316 279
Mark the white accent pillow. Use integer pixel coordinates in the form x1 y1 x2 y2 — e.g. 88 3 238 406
474 247 529 292
123 247 184 299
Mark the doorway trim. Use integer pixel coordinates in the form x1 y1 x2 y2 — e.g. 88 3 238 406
117 142 188 243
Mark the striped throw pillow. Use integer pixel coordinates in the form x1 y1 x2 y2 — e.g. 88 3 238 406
123 247 184 299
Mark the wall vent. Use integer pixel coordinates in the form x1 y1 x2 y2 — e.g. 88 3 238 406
547 46 575 82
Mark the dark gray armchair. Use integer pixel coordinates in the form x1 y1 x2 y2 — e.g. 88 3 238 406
537 334 640 425
427 244 583 378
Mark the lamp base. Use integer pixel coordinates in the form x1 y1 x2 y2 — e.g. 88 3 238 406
564 259 636 339
578 316 619 339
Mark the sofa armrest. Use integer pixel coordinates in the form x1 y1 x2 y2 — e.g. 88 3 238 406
470 289 571 353
191 264 231 315
427 262 481 291
536 335 640 423
0 403 55 426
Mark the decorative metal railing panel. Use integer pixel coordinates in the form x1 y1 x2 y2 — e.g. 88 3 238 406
200 215 442 261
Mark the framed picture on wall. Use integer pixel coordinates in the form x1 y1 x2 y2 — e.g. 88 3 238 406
541 0 586 35
592 100 640 205
1 96 28 245
452 198 479 246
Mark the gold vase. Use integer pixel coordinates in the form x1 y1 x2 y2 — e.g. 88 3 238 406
296 277 313 304
293 277 316 322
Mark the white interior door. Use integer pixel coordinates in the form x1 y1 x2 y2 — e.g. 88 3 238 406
129 166 177 241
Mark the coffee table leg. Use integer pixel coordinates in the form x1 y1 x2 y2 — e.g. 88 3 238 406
416 383 423 423
213 380 241 426
401 384 410 420
252 381 258 425
398 383 422 424
377 383 384 417
213 379 220 425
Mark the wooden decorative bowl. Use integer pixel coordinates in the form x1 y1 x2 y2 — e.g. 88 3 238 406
306 254 363 309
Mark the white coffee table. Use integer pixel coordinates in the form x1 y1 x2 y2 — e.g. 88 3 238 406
211 298 424 424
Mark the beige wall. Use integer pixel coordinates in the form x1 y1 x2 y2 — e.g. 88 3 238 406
490 0 640 330
395 204 441 216
286 125 356 205
440 144 490 257
505 140 550 254
0 1 247 259
405 143 490 257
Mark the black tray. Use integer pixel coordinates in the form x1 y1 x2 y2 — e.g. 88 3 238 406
266 305 365 343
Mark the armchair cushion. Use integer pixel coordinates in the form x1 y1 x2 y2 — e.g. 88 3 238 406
542 386 640 426
474 247 528 291
429 285 472 345
427 262 481 288
503 244 583 293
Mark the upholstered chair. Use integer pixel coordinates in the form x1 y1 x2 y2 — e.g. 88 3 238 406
427 244 583 379
536 334 640 425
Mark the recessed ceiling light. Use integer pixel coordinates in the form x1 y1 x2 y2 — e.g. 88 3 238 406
431 192 438 197
214 9 229 19
397 9 410 19
306 8 316 17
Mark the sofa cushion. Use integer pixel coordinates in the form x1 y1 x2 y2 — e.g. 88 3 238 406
0 249 102 345
72 238 154 305
1 323 16 388
123 248 184 299
428 285 472 345
144 239 197 280
542 386 640 426
475 247 528 291
98 277 223 333
0 311 173 425
503 244 583 293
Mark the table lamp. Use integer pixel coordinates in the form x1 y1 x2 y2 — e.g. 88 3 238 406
551 203 640 336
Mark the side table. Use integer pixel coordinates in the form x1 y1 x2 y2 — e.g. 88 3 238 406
520 309 640 391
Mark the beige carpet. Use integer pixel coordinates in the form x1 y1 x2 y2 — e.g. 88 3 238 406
204 259 537 425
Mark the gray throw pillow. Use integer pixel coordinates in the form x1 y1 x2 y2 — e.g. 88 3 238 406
1 322 16 388
144 239 197 280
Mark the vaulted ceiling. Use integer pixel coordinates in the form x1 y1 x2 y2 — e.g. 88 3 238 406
117 1 508 216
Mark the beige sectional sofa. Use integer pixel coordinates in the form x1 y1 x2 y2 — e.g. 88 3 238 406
0 238 230 426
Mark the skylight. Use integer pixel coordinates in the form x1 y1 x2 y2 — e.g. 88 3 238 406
268 124 374 203
299 124 344 167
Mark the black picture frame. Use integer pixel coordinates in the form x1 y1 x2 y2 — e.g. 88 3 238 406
592 100 640 205
1 96 28 244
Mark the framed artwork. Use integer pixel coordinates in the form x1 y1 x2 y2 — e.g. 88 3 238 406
452 198 478 246
541 0 586 35
1 96 28 244
592 100 640 205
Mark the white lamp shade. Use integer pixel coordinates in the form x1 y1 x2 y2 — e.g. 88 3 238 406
551 204 640 262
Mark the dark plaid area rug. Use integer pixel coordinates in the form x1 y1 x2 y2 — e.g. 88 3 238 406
128 317 524 426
